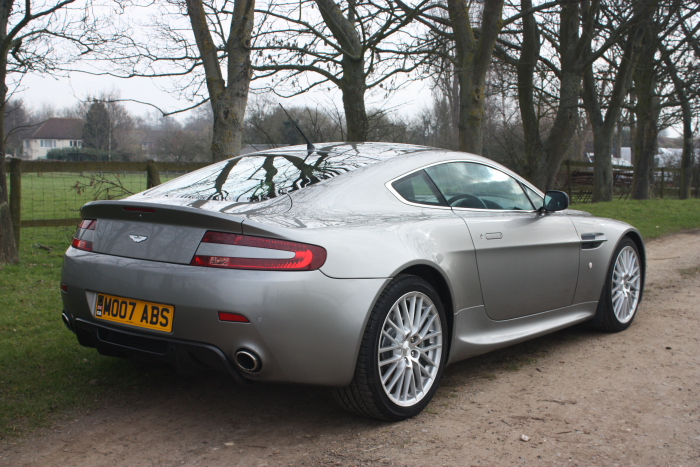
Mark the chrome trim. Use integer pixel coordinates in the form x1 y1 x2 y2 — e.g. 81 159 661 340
385 159 543 213
235 349 262 373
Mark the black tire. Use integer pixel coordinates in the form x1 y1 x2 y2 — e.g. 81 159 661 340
333 275 447 421
593 237 643 332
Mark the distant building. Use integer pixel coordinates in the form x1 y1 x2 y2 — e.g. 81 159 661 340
23 118 84 160
139 129 166 155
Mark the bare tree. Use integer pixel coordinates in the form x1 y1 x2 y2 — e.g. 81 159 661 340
0 0 112 264
98 0 255 162
581 0 662 202
253 0 431 142
659 10 700 199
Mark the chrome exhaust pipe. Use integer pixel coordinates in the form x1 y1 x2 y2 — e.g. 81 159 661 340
61 312 73 332
235 349 261 373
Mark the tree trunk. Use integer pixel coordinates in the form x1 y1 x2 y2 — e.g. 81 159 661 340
631 55 660 200
631 98 660 200
0 34 18 263
210 95 247 162
448 0 504 155
315 0 368 142
678 106 695 199
518 0 581 191
591 123 616 202
662 50 695 199
341 56 368 142
186 0 255 162
583 27 643 202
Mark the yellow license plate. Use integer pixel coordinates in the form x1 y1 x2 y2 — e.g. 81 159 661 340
95 293 174 332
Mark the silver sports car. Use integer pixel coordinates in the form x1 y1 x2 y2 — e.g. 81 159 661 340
61 142 645 421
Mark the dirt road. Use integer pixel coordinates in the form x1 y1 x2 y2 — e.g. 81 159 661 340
2 231 700 467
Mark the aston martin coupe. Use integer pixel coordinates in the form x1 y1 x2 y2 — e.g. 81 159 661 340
61 142 645 421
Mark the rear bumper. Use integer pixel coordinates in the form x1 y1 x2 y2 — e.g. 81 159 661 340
61 247 389 386
70 317 251 384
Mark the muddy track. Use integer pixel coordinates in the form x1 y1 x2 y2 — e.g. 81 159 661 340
2 231 700 467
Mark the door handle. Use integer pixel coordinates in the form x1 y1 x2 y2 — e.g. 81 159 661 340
485 232 503 240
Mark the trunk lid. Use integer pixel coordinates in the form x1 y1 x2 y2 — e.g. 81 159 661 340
81 200 248 264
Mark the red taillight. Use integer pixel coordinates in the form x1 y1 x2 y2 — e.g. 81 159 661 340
73 219 96 251
191 231 327 271
71 238 93 251
78 219 96 230
60 283 68 293
218 312 250 323
124 206 156 213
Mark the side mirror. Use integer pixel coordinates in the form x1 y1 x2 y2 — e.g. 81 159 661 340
542 191 569 212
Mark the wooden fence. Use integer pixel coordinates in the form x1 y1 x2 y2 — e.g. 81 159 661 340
4 158 696 248
5 159 209 248
554 160 692 203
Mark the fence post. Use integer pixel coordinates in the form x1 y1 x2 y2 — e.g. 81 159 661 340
9 158 21 248
146 160 161 189
660 168 665 199
566 160 572 200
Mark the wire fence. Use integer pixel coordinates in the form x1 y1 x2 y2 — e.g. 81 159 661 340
6 159 208 253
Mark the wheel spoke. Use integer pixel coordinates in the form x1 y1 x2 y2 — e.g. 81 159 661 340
381 330 402 345
379 343 401 353
382 360 400 384
401 369 411 402
392 304 404 331
386 317 404 336
412 295 423 332
420 353 439 368
417 360 434 380
387 361 405 393
412 364 424 393
418 314 437 339
419 330 442 343
420 343 441 354
401 300 411 332
379 354 402 367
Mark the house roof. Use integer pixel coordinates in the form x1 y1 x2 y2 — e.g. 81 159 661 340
29 118 84 140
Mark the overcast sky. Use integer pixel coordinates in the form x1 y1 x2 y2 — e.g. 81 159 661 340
17 68 433 122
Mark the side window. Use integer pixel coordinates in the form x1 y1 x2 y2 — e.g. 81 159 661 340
425 162 534 210
392 171 446 206
523 185 544 210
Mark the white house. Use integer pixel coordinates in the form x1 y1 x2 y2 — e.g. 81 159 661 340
23 118 84 160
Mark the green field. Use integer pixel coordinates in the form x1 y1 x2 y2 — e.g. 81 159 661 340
1 198 699 438
572 198 700 240
17 172 181 221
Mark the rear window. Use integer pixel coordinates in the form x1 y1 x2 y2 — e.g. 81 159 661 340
140 145 417 202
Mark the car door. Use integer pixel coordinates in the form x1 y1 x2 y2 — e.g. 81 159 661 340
425 161 580 321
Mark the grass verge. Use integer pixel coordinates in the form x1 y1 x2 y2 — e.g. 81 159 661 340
572 198 700 240
0 229 178 439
